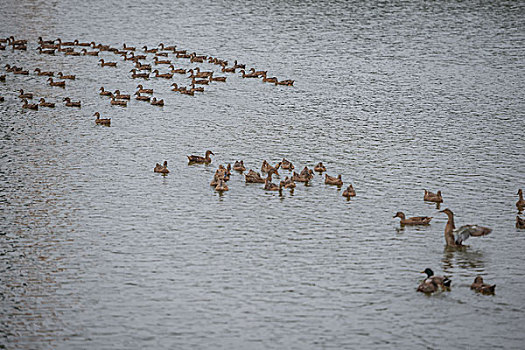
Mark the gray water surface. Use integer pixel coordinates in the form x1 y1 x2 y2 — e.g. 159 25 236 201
1 1 525 349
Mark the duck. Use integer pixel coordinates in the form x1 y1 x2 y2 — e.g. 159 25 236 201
154 160 169 174
261 160 281 174
180 89 195 96
122 43 136 51
38 37 55 45
188 150 214 164
424 189 443 203
264 177 282 192
22 99 38 110
129 52 146 60
135 62 152 71
393 212 432 225
233 60 246 69
113 90 130 100
152 69 173 79
142 46 158 53
64 50 81 56
280 176 296 189
134 92 151 102
280 158 294 170
158 43 177 52
80 48 98 56
239 69 259 78
325 174 343 186
246 168 276 183
63 97 81 107
470 276 496 294
18 89 33 99
517 216 525 229
153 57 171 65
99 59 117 67
94 112 111 126
215 178 229 192
155 52 168 57
191 77 209 85
34 68 54 76
168 65 187 74
517 189 525 210
440 208 492 247
209 73 227 82
417 268 451 293
110 97 127 107
233 160 246 172
57 72 75 80
74 39 92 47
275 79 294 86
13 68 29 75
39 98 55 108
136 84 153 94
221 65 236 73
170 83 187 93
99 86 113 96
261 72 278 83
151 97 164 106
314 162 327 173
190 84 204 93
55 38 74 46
193 67 213 78
37 47 55 55
47 78 66 87
130 69 150 79
58 46 74 53
249 68 267 77
342 184 356 198
292 168 314 183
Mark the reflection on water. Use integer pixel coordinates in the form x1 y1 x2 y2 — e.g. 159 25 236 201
1 0 525 348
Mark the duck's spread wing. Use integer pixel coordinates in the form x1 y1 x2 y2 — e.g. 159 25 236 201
455 225 492 244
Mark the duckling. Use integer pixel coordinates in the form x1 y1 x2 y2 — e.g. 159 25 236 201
47 78 66 87
440 208 491 247
516 216 525 229
151 97 164 106
233 160 246 172
94 112 111 126
517 189 525 210
187 150 214 164
314 162 326 173
74 39 92 47
142 46 158 53
18 89 33 99
154 160 169 174
424 190 443 203
99 86 112 96
342 184 356 198
113 90 130 100
34 68 54 76
99 59 117 67
122 43 136 51
239 69 259 78
215 178 229 192
470 276 496 294
130 69 150 79
136 84 153 94
134 92 151 102
264 177 282 191
39 98 55 108
22 99 38 110
152 69 173 79
393 212 432 225
57 72 75 80
81 48 98 56
153 57 171 65
280 158 294 170
325 174 343 186
110 97 127 107
37 47 55 55
63 97 81 107
417 268 451 293
261 160 281 175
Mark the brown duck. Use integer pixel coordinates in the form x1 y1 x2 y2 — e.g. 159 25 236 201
94 112 111 126
470 276 495 294
417 268 451 293
153 161 169 174
342 184 356 198
187 150 214 164
517 189 525 210
516 216 525 229
424 190 443 203
261 160 280 175
233 160 246 172
440 208 491 247
325 174 343 186
314 162 327 172
280 158 294 170
393 212 432 225
39 98 55 108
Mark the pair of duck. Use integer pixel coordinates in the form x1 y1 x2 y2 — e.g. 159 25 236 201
417 268 495 295
211 164 231 192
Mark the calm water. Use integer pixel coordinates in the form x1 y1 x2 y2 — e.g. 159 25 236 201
1 0 525 348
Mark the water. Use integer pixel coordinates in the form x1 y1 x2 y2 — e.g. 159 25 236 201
1 0 524 348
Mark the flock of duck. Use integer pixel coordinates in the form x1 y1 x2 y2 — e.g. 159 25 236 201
0 35 294 125
2 35 524 296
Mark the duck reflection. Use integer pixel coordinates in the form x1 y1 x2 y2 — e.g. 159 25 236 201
442 246 485 274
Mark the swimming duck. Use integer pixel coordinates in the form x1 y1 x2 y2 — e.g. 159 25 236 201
517 216 525 229
13 68 29 75
280 158 294 170
39 98 55 108
470 276 496 294
261 160 281 174
151 97 164 106
37 47 55 55
22 99 38 110
191 77 209 85
34 68 54 76
314 162 327 173
57 72 75 80
180 89 195 96
74 39 92 47
63 97 81 107
129 52 146 60
153 57 171 65
221 65 236 73
194 67 213 78
122 43 135 51
55 38 74 46
517 189 525 210
424 190 443 203
440 208 491 247
153 160 169 174
342 184 356 198
233 60 246 69
417 268 451 293
152 69 173 79
80 48 98 56
393 212 432 225
110 97 127 107
245 169 276 183
233 160 246 172
134 92 151 102
136 84 153 94
113 90 130 100
249 68 267 77
209 73 227 82
188 150 214 164
135 62 152 71
158 43 177 51
325 174 343 186
170 83 187 93
94 112 111 126
280 176 296 189
275 79 294 86
142 46 158 53
292 168 314 182
65 50 81 56
130 69 150 79
99 86 112 96
47 78 66 87
215 178 229 192
99 59 117 67
18 89 33 99
264 177 282 191
168 65 187 74
239 69 259 78
190 84 205 93
39 37 55 45
261 72 278 83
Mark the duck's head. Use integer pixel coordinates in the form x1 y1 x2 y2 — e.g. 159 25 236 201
421 268 434 277
94 112 100 117
439 208 453 217
393 212 404 219
206 150 214 156
473 275 484 284
163 160 168 167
